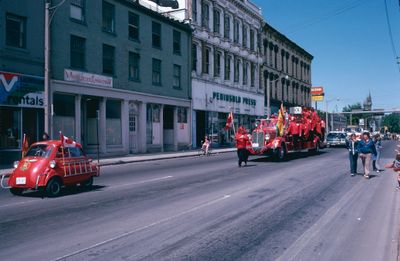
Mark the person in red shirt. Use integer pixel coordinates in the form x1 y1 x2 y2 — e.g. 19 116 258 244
235 126 249 167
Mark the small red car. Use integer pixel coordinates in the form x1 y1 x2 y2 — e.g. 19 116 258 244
5 140 99 197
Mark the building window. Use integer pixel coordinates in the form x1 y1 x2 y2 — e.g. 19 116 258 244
224 14 230 39
53 94 76 139
102 44 115 75
0 107 21 149
178 107 187 123
234 20 240 44
173 64 181 89
201 3 209 29
102 1 115 33
242 24 248 48
281 50 285 72
224 53 231 80
129 52 140 81
243 62 248 85
213 9 220 34
70 0 85 22
250 29 255 51
152 21 161 48
250 63 255 87
128 12 139 41
192 0 197 22
173 30 181 55
202 47 210 74
234 57 240 83
192 44 197 72
5 13 26 48
152 58 162 85
214 51 221 77
70 35 85 69
106 100 122 145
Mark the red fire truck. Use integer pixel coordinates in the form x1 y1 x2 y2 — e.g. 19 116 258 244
247 107 325 161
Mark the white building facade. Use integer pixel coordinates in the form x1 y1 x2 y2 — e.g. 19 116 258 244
189 0 264 147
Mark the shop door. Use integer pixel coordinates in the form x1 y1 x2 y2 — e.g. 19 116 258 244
129 102 138 153
82 97 99 149
196 111 206 147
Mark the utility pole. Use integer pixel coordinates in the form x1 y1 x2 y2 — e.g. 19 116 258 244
44 2 50 136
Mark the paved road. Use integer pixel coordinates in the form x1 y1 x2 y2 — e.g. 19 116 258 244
0 141 399 261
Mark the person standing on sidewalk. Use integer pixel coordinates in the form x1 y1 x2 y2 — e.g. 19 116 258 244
358 132 377 179
372 134 383 172
346 133 359 176
235 126 249 167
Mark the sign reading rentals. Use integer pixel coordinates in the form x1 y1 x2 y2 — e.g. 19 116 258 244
0 71 44 108
311 86 324 102
64 69 113 88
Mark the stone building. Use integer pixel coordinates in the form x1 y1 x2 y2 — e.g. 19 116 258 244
189 0 265 146
261 23 313 114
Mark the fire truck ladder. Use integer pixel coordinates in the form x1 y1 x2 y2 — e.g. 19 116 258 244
63 160 96 177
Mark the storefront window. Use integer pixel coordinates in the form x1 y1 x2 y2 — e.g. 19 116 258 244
106 100 122 145
53 94 75 138
0 107 21 149
86 98 99 146
146 104 160 144
178 107 187 123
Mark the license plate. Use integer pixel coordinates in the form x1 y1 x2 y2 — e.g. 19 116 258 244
16 177 26 185
252 143 259 147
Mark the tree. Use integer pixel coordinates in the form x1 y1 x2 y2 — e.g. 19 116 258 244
382 113 400 133
342 103 364 125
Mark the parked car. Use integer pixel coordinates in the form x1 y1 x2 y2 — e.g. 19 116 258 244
3 140 99 197
326 132 347 147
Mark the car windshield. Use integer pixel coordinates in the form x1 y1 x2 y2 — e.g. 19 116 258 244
327 133 338 138
25 144 53 158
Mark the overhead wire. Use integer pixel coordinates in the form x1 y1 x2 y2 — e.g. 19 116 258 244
383 0 400 73
283 0 366 33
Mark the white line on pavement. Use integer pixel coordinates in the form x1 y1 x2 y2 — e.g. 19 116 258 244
52 194 232 261
111 175 173 189
275 178 365 261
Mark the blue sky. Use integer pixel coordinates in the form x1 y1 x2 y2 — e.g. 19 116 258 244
252 0 400 112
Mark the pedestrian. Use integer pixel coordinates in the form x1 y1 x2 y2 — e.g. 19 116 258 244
42 132 49 141
385 152 400 190
346 133 359 176
357 132 377 179
235 126 249 167
372 134 383 172
201 135 210 155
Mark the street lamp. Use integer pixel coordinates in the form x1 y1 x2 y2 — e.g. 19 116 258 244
266 70 288 118
325 98 340 137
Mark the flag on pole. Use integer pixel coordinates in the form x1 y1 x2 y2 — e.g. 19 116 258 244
224 112 234 130
60 132 79 148
276 103 285 136
21 134 29 158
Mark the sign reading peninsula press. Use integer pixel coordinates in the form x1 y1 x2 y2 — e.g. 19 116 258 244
64 69 113 88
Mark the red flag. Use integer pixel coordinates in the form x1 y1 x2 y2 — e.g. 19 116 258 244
21 134 29 158
60 132 79 148
225 112 234 130
276 103 285 136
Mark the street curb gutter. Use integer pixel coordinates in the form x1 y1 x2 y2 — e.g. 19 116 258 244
99 149 236 167
0 149 236 174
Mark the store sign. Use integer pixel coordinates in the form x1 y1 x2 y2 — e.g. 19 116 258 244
212 92 257 107
0 71 44 108
311 95 324 102
64 69 113 88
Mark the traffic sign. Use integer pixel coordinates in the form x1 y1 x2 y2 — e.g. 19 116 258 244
311 87 324 96
311 95 324 101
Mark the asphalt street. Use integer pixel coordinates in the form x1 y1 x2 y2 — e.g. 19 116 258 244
0 141 399 261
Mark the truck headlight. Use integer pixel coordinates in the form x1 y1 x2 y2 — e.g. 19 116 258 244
265 134 270 141
49 160 56 169
13 161 19 169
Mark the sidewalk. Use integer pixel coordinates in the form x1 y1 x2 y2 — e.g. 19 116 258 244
0 147 236 175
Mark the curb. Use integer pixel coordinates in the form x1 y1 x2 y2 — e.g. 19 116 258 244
0 149 237 174
99 149 236 166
